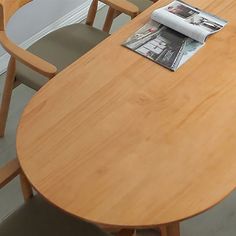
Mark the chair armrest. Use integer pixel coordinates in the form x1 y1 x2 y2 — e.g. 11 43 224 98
0 32 57 78
0 159 20 188
100 0 139 17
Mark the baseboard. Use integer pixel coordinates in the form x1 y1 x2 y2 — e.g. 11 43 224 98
0 0 105 75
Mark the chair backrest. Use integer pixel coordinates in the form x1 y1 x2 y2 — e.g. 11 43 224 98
86 0 99 26
86 0 140 32
0 0 32 31
86 0 113 28
0 0 138 82
0 0 59 80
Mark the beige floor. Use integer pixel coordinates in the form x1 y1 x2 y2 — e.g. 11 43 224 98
1 6 236 236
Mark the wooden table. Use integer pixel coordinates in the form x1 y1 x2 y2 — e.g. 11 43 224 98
17 0 236 235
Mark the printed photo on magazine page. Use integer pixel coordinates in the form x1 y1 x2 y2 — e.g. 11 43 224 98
165 1 225 32
151 0 227 43
123 21 203 71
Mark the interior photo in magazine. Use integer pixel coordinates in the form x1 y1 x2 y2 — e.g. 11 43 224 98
123 21 203 71
165 1 225 32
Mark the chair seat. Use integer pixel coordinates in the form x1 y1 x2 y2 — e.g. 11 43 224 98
0 195 110 236
128 0 153 13
16 23 109 90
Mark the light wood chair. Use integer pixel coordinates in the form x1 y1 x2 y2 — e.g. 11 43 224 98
100 0 158 32
0 0 139 137
0 158 112 236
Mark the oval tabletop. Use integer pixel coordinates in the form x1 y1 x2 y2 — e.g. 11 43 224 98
17 0 236 228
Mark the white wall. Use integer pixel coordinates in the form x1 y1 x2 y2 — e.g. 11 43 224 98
1 0 90 57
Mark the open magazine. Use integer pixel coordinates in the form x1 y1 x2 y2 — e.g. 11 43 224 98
123 0 227 71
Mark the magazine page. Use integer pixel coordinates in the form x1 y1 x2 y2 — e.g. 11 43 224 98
151 0 227 43
122 20 203 71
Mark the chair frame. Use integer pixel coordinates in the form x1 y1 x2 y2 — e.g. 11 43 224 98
99 0 159 33
87 0 140 32
0 0 139 137
0 158 33 200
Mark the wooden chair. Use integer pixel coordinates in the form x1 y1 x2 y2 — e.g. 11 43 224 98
101 0 158 32
0 0 139 137
0 158 111 236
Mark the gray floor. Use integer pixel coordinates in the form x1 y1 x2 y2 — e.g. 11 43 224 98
1 6 236 236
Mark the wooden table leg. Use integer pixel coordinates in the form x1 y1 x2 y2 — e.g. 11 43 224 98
159 225 168 236
20 171 33 201
157 222 180 236
114 229 136 236
166 222 180 236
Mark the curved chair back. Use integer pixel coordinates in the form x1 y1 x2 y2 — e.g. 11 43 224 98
0 0 56 137
87 0 140 32
0 0 32 30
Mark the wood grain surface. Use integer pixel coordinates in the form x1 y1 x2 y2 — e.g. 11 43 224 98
17 0 236 228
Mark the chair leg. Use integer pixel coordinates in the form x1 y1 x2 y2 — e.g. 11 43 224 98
159 225 168 236
0 57 16 137
156 223 180 236
20 170 33 201
103 6 116 33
